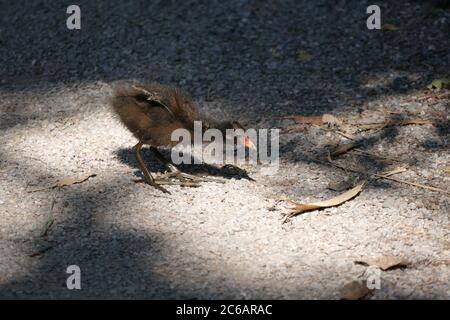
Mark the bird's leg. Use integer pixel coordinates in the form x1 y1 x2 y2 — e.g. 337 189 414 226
149 147 181 174
133 142 170 194
149 147 224 183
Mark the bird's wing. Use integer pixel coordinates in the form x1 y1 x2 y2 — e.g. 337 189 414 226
132 84 175 118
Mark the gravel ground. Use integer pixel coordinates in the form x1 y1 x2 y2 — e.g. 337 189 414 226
0 0 449 299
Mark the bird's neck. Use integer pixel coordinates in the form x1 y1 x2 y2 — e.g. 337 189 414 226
202 118 233 134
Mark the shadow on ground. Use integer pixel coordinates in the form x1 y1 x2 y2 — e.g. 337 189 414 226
0 0 448 298
0 159 337 299
114 147 255 181
1 0 449 128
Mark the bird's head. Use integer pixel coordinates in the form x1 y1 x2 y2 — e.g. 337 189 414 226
221 120 256 151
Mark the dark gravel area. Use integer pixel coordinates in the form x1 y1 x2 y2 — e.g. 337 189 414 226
0 0 448 299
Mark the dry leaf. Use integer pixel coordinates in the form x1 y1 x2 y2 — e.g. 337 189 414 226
286 183 364 217
322 114 342 125
355 118 432 130
308 152 450 195
332 141 362 156
394 119 432 126
443 168 450 174
28 173 96 192
427 79 450 90
282 114 340 125
296 50 313 62
354 255 409 271
351 149 402 163
382 23 400 31
378 166 408 178
54 173 96 188
290 115 323 125
429 259 450 266
341 281 371 300
334 130 355 140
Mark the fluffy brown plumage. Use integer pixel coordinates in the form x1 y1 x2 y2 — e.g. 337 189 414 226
110 82 251 193
111 82 237 147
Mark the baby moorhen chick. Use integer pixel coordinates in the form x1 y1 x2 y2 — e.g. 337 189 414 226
111 82 254 193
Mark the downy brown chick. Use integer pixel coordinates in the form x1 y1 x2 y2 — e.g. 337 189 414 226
111 82 254 193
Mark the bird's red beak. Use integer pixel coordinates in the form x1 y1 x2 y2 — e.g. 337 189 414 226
244 136 256 150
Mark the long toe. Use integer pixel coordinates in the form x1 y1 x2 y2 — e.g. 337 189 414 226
160 171 225 183
150 182 171 194
178 172 225 183
133 179 172 194
155 179 200 188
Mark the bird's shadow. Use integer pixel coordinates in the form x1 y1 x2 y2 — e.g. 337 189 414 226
114 147 255 181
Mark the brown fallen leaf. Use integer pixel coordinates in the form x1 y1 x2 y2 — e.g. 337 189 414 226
334 130 355 140
427 79 450 90
286 115 323 125
341 281 372 300
281 114 340 126
378 166 408 178
429 259 450 266
351 149 403 163
284 183 364 217
331 141 363 156
322 114 342 126
280 124 309 134
354 255 410 271
332 119 432 156
54 173 97 188
355 118 433 131
27 173 97 193
444 168 450 174
380 176 450 194
393 118 432 126
296 50 314 62
382 23 400 31
307 153 450 195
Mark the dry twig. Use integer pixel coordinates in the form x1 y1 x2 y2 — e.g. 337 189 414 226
306 154 450 195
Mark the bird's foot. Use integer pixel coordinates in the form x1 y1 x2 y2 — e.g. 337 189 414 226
155 179 200 188
134 178 201 193
159 171 225 184
133 179 171 194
